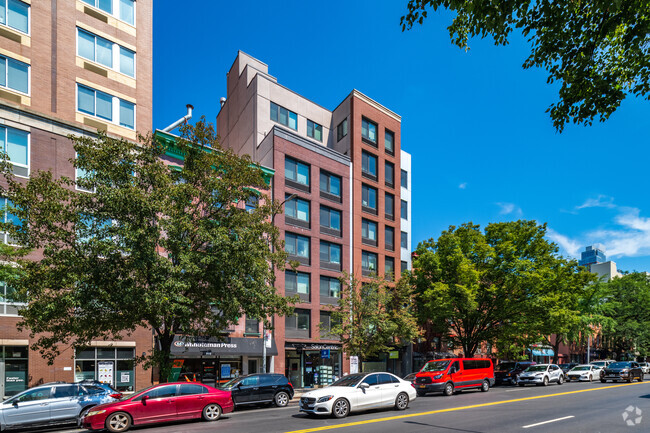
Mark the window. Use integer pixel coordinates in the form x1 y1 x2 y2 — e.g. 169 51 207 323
245 316 259 334
0 55 28 94
401 200 408 220
401 169 408 188
320 276 341 304
385 130 394 154
320 170 341 200
75 347 135 392
307 119 322 142
361 117 377 145
401 260 408 273
320 241 342 271
0 282 23 315
0 126 29 177
0 0 29 34
320 311 339 340
77 84 135 130
285 233 310 264
361 184 377 213
361 150 377 179
77 28 136 77
285 195 309 227
336 118 348 141
286 309 310 338
285 270 310 301
245 195 258 213
401 231 408 249
270 102 297 130
361 219 377 246
320 205 341 236
179 384 207 396
361 251 378 276
81 0 135 26
285 157 309 188
385 192 394 220
385 257 395 280
385 226 395 251
385 161 394 187
0 197 21 245
0 345 28 396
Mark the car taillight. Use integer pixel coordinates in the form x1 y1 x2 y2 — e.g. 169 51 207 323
288 382 293 389
110 393 122 399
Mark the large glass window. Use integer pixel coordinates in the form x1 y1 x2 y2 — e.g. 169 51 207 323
320 241 341 270
385 257 395 280
75 347 135 392
285 270 310 301
385 161 395 187
385 130 395 154
285 157 309 186
0 282 22 315
0 126 29 177
361 151 377 178
285 195 309 224
320 311 340 339
361 117 377 144
361 219 377 244
77 84 135 130
77 29 135 78
0 197 22 245
401 231 408 249
361 251 378 275
1 346 28 397
307 119 322 142
245 316 259 334
385 226 395 251
0 55 28 94
385 192 394 219
320 276 341 304
82 0 134 26
286 309 310 338
401 199 408 220
0 0 29 34
401 169 408 188
336 118 348 141
285 232 310 262
270 102 297 130
320 206 341 232
320 171 341 198
361 184 377 211
401 260 408 273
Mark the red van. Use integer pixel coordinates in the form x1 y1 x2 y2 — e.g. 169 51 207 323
414 358 495 396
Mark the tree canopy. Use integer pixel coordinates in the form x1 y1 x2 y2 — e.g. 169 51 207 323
401 1 650 131
1 120 293 380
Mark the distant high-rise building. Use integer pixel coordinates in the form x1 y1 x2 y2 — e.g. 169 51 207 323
579 244 607 267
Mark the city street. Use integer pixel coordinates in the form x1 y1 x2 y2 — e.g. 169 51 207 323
53 380 650 433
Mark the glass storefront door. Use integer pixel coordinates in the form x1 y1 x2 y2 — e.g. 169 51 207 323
2 346 28 398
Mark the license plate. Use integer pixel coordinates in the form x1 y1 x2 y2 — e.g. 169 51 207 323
419 385 426 388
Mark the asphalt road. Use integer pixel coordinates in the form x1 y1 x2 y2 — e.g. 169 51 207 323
52 379 650 433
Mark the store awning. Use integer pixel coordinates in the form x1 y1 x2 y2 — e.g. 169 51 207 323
531 348 554 357
170 336 278 357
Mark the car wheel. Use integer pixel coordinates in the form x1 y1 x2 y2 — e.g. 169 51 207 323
628 375 634 383
566 377 571 382
639 375 644 382
512 376 519 385
443 382 454 396
542 376 549 386
395 392 409 410
202 403 222 421
274 391 290 407
480 380 490 392
332 398 350 418
557 375 564 385
588 375 592 382
105 412 131 433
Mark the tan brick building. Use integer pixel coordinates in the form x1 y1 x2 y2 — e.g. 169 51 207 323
0 0 152 398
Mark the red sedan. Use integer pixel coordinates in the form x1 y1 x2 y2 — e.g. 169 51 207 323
81 382 233 432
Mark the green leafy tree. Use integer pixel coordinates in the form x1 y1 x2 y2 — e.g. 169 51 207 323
413 220 594 358
401 1 650 131
0 119 293 381
328 273 420 364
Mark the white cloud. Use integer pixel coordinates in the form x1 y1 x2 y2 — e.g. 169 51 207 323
458 182 467 189
546 228 581 258
496 202 523 217
576 195 616 210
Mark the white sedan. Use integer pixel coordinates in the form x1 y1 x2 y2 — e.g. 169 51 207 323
566 364 602 382
299 372 416 418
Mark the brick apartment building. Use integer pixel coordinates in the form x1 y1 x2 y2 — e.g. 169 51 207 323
217 51 413 385
0 0 152 398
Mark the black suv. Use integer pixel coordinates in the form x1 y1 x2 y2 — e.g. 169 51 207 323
494 361 536 385
220 374 294 407
559 363 579 379
601 361 644 383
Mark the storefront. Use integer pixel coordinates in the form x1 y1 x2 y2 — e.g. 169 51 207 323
529 346 554 364
74 347 136 392
1 345 28 398
285 343 342 388
170 336 277 386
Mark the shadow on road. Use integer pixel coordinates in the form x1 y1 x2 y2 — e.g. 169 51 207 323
403 420 484 433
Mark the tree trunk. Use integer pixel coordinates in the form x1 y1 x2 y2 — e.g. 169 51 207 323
155 332 175 383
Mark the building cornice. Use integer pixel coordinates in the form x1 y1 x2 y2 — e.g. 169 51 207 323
351 89 401 123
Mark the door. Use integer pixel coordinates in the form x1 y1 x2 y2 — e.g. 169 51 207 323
176 384 208 419
377 374 400 407
234 375 259 404
449 361 463 387
50 385 81 421
288 358 301 388
133 384 178 424
357 374 382 410
549 365 561 382
258 374 278 402
2 386 53 427
248 359 258 375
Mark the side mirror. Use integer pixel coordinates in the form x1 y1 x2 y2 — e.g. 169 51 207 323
141 395 149 404
12 401 18 407
449 367 457 374
359 382 369 389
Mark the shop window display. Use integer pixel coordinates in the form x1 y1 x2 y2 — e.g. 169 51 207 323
74 347 135 392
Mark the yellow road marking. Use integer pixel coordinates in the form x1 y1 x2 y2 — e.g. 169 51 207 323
285 381 649 433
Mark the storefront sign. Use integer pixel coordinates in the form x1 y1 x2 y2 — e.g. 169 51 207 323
287 343 340 351
120 372 131 383
98 361 114 385
350 356 359 374
221 364 231 378
171 336 278 356
389 351 399 359
321 349 330 359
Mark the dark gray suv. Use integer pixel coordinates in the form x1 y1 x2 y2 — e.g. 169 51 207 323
220 374 294 408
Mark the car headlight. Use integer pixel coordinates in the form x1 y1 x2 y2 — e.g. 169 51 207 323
621 369 629 373
317 395 334 403
433 374 442 379
535 373 544 376
87 410 106 417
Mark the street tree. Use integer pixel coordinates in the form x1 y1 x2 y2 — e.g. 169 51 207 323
328 273 420 364
0 119 294 381
413 220 594 358
401 1 650 132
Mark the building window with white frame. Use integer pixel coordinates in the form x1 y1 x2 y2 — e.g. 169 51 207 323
0 197 21 245
77 84 135 130
0 281 23 316
0 126 29 177
77 28 135 77
0 0 29 34
81 0 135 26
0 55 29 95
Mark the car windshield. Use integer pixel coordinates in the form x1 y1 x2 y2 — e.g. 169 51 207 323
331 374 364 387
421 360 450 372
572 366 591 371
221 377 242 388
609 362 631 369
495 362 517 372
525 365 548 372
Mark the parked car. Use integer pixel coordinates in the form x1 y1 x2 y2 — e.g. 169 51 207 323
590 360 615 369
601 361 644 383
559 363 579 379
0 381 121 431
219 374 294 408
299 372 415 418
414 358 494 396
638 362 650 374
81 382 232 432
566 364 602 382
517 364 564 386
494 361 536 386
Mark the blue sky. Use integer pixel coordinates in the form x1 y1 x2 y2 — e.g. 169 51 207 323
153 1 650 272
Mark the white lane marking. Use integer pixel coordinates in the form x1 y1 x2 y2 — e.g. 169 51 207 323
522 415 575 428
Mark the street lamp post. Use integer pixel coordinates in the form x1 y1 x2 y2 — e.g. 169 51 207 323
262 193 298 374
